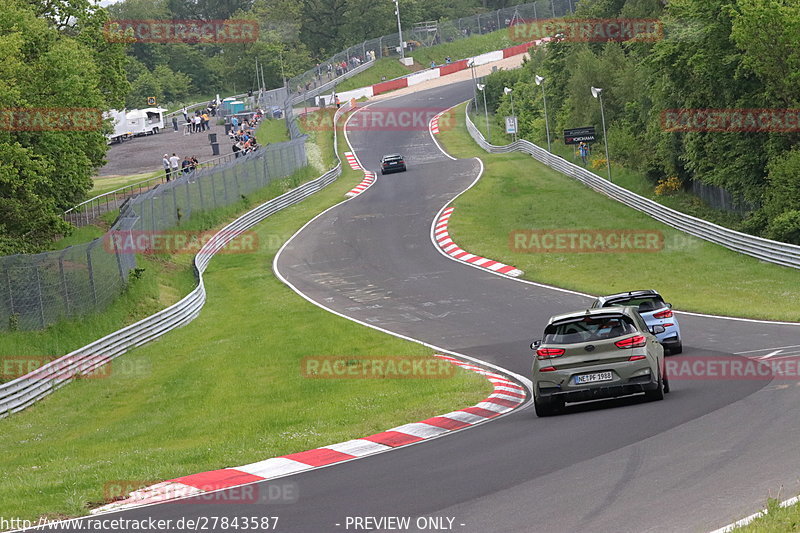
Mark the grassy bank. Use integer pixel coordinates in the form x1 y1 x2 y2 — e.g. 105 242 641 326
335 27 518 93
734 497 800 532
469 108 747 231
0 109 490 522
255 117 290 145
443 103 799 321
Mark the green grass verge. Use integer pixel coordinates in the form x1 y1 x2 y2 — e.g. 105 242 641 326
0 109 491 521
469 108 747 231
255 117 290 145
735 497 800 532
444 103 800 322
335 28 518 93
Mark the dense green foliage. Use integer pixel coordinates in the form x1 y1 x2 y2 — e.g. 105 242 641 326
483 0 800 243
0 0 128 253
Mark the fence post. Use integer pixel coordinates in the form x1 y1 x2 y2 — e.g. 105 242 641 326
86 243 98 308
198 168 205 210
34 263 46 327
4 266 13 317
185 179 192 219
59 248 71 317
210 171 219 207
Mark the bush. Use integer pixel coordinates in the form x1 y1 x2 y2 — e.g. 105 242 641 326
766 210 800 244
655 176 682 196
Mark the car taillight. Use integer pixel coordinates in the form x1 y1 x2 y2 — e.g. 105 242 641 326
653 309 673 319
615 335 647 348
628 355 647 361
539 366 557 372
662 323 674 327
536 348 565 359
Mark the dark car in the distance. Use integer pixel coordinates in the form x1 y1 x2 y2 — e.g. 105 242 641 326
380 154 406 174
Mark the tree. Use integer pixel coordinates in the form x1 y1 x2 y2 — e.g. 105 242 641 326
0 0 128 252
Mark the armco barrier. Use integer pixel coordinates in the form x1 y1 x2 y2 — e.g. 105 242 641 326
464 102 800 270
0 102 354 418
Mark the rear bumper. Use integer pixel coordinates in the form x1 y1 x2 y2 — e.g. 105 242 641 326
381 165 406 173
537 375 659 403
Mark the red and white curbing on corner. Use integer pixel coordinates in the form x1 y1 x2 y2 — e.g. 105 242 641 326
434 207 524 277
430 113 442 135
343 151 361 170
343 151 377 198
345 171 376 197
92 354 526 514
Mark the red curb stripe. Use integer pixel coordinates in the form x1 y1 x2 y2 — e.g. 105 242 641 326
460 406 500 418
497 265 517 274
172 469 264 491
419 416 471 430
483 397 522 408
282 448 356 467
363 431 424 447
494 390 526 399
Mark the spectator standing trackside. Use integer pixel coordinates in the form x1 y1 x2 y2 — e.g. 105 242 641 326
232 116 239 130
169 153 180 180
579 142 589 165
182 106 188 123
162 154 171 180
335 95 341 108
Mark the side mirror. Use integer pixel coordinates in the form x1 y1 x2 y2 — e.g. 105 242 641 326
667 302 672 309
651 325 665 335
530 340 542 350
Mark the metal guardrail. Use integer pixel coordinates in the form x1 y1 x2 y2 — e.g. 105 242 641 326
0 102 352 418
464 103 800 270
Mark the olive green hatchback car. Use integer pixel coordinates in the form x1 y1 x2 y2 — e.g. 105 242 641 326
530 307 668 417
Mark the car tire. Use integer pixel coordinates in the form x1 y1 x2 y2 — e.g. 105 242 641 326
663 364 670 394
534 395 562 417
670 341 683 355
645 371 665 401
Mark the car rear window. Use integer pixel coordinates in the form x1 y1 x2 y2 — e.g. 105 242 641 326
544 315 637 344
604 296 665 313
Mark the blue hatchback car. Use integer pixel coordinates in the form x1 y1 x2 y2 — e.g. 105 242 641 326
591 290 682 354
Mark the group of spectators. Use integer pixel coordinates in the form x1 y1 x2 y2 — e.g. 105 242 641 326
228 110 263 157
181 102 218 133
162 153 199 181
297 51 376 94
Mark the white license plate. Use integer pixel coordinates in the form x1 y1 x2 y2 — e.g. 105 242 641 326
574 371 613 384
